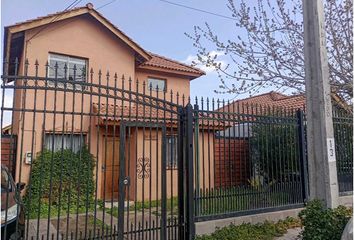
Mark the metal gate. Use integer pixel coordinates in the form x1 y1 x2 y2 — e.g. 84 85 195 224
0 59 188 240
117 121 169 239
1 59 351 240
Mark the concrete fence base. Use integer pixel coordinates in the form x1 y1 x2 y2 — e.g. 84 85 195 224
196 196 353 236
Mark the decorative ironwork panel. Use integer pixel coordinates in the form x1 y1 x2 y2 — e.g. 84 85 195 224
137 157 151 179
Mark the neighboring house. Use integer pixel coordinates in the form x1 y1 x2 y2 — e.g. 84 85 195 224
1 125 16 178
220 91 351 113
1 124 12 135
3 3 216 201
214 91 352 187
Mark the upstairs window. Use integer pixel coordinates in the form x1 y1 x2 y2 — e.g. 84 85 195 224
147 77 166 92
48 53 87 82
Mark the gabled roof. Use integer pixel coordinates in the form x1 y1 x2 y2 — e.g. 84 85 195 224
4 3 204 79
4 3 151 61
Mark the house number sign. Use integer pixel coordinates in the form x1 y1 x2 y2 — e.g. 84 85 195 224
327 138 336 162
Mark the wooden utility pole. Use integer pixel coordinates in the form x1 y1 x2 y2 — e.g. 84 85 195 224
302 0 339 208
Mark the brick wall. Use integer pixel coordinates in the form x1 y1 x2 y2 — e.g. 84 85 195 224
1 135 17 177
214 138 250 187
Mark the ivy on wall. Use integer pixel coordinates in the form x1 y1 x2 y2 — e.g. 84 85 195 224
24 147 95 218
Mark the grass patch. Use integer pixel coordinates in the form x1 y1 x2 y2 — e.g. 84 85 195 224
106 197 179 218
129 197 178 212
196 217 301 240
196 184 302 216
27 201 97 219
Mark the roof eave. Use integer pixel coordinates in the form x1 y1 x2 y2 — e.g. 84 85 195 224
6 7 89 34
5 7 152 62
137 65 205 80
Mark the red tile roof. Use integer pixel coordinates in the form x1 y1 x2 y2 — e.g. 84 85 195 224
222 91 352 113
5 3 204 78
224 91 306 112
92 101 178 124
140 53 205 76
93 102 226 128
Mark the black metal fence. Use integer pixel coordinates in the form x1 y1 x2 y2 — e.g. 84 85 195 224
0 59 352 239
191 101 307 221
1 60 185 240
333 108 353 194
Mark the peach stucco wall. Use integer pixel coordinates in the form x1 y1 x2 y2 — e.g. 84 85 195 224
136 69 191 102
24 15 136 78
11 14 206 201
122 128 214 201
13 14 135 189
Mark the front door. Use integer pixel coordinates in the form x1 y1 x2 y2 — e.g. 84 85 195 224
103 138 120 200
117 121 168 239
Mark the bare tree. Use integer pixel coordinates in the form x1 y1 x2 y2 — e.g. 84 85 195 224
186 0 353 101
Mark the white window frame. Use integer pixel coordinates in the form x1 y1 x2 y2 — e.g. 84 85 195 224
147 77 166 92
48 53 87 82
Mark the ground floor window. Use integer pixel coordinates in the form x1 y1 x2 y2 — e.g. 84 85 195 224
45 133 86 153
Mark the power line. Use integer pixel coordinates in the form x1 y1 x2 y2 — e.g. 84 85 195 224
65 0 84 10
27 0 84 42
97 0 118 10
158 0 237 21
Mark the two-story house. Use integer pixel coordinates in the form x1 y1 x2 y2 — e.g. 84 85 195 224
3 3 217 202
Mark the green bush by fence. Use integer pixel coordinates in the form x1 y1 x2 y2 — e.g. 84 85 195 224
24 147 95 219
250 123 299 183
299 200 352 240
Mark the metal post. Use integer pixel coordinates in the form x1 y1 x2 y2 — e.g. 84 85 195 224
297 109 309 202
161 126 167 240
185 103 195 240
302 0 339 208
177 106 185 240
193 103 200 216
117 123 126 240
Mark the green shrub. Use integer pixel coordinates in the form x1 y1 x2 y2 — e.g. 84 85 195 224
250 123 299 183
196 217 301 240
24 147 95 218
299 200 352 240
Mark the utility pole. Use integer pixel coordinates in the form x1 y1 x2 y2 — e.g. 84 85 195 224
302 0 339 208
